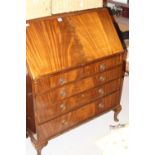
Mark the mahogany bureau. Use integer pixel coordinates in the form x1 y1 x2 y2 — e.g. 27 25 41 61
26 8 125 155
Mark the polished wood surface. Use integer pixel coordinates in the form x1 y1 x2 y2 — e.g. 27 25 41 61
26 8 123 79
36 79 122 124
33 54 123 94
26 8 125 155
34 65 123 95
38 91 120 141
26 75 36 133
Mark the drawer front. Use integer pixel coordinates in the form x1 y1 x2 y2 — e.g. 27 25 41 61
36 79 122 123
83 54 123 77
34 67 83 94
34 54 123 94
37 91 120 141
38 65 123 101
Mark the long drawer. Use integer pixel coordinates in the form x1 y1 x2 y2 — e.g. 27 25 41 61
36 79 122 123
34 54 123 94
37 91 120 141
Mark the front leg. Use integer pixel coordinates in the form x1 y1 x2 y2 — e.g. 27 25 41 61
30 137 48 155
113 105 122 122
33 141 48 155
27 129 48 155
37 149 42 155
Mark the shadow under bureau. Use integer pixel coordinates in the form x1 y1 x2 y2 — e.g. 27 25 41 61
26 8 126 155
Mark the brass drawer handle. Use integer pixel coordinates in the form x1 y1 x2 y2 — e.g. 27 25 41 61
60 90 66 97
60 103 66 111
99 75 105 82
59 77 66 85
61 119 68 126
81 94 85 98
98 103 104 109
98 88 104 96
99 64 105 72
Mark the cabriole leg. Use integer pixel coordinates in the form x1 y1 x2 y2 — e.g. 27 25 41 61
113 105 122 122
30 138 48 155
34 141 48 155
37 149 42 155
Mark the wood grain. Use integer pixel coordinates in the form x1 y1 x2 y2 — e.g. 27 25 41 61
33 54 123 94
37 91 120 141
26 8 123 79
26 74 36 133
36 78 122 124
26 8 125 155
34 65 123 95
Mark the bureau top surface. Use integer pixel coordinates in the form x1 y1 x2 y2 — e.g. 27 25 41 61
26 8 123 80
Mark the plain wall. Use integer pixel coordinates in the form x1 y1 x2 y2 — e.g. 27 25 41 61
26 0 103 20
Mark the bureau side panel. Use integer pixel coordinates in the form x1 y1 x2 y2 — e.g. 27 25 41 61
26 74 36 133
